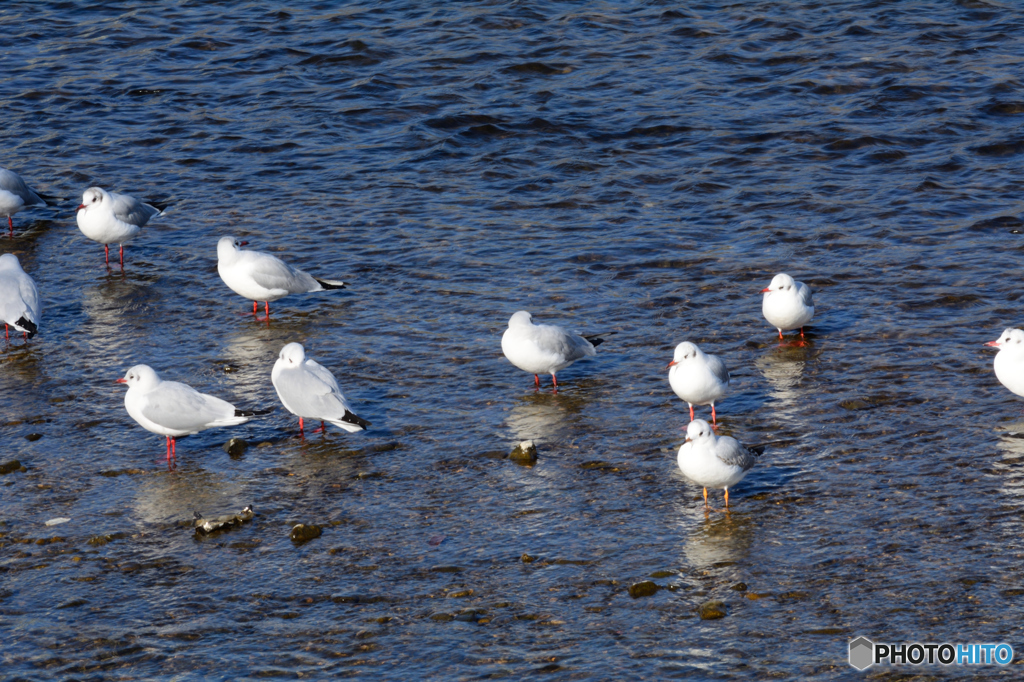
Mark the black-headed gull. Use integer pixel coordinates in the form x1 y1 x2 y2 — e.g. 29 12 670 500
986 328 1024 400
677 419 760 509
271 342 370 435
217 236 346 318
117 364 263 466
501 310 613 389
0 168 47 237
761 273 814 339
76 187 165 267
0 254 40 341
668 342 729 424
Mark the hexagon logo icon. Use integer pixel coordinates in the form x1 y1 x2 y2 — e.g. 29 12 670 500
849 637 874 670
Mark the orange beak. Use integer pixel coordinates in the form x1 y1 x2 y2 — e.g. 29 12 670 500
115 378 127 383
760 287 770 293
667 360 677 368
985 341 1000 347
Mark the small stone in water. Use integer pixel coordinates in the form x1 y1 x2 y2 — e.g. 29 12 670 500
428 535 445 546
509 440 538 463
731 582 748 591
629 581 659 598
291 523 322 543
222 438 248 457
0 460 25 475
698 600 727 620
45 518 70 526
25 433 42 442
194 505 255 535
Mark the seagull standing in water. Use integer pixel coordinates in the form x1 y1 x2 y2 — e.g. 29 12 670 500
0 168 47 237
0 254 40 341
217 236 346 319
761 273 814 339
76 187 165 267
272 342 370 435
117 364 263 466
677 419 760 509
986 328 1024 401
668 341 729 424
501 310 613 389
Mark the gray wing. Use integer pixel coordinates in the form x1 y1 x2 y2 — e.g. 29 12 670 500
140 381 235 432
706 354 730 385
243 251 319 293
110 191 161 227
533 323 596 362
276 363 352 420
716 437 758 471
18 272 40 322
0 169 44 206
797 281 814 307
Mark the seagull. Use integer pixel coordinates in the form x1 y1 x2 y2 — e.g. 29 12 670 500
501 310 613 389
677 419 760 509
986 328 1024 400
761 273 814 339
0 254 40 341
0 168 47 237
271 342 370 435
117 364 264 466
668 342 729 424
216 236 346 318
76 187 166 267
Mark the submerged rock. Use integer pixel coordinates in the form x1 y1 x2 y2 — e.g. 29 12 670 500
509 440 538 463
290 523 322 543
629 581 659 599
194 505 255 535
222 438 248 457
0 460 26 475
698 600 727 620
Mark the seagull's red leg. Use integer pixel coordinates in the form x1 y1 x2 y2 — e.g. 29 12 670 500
724 488 730 508
104 244 110 265
312 421 326 434
689 405 695 421
299 417 304 436
253 300 258 315
703 487 708 508
119 244 125 268
171 437 176 462
165 436 171 463
711 404 717 425
264 301 270 317
4 324 8 340
778 329 783 340
7 216 12 237
800 327 805 338
534 374 540 389
552 374 558 391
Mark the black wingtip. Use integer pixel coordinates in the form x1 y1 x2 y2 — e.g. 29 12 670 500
15 316 37 339
748 445 766 457
583 330 617 347
235 407 274 418
34 190 57 205
341 410 371 429
314 278 346 290
148 200 169 213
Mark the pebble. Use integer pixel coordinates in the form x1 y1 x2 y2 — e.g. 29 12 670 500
629 581 659 598
509 440 538 463
0 460 26 475
698 600 727 620
290 523 322 543
44 518 70 526
222 438 248 457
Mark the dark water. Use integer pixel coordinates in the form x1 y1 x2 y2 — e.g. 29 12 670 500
3 1 1024 678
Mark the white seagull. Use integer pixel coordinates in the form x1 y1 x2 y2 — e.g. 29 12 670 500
677 419 760 509
76 187 165 267
761 273 814 339
0 254 40 341
0 168 47 236
117 364 262 466
501 310 613 389
986 328 1024 400
271 342 370 435
668 342 729 424
217 236 346 318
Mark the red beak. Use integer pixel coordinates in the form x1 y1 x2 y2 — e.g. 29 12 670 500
238 241 248 246
667 360 677 368
985 341 1000 347
760 287 771 293
685 437 691 443
77 204 86 212
115 378 127 383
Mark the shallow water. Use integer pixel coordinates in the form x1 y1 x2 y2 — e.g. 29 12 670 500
3 1 1024 678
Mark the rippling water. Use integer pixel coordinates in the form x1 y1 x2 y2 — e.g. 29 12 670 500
3 1 1024 678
